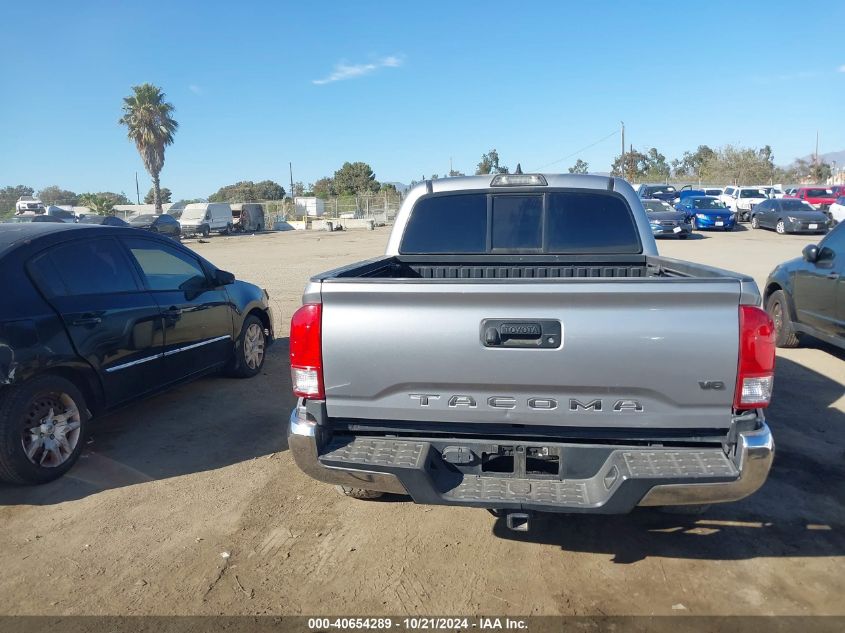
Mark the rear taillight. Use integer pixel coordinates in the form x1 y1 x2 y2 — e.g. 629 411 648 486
734 306 775 409
289 303 324 399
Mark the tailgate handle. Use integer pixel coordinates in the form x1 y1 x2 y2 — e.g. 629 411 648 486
481 319 561 349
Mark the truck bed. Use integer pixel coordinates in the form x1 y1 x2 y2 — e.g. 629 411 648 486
318 254 754 284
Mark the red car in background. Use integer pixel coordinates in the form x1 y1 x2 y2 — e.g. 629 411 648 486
787 187 838 211
831 185 845 198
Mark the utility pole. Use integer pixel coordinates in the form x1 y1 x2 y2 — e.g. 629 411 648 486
289 162 294 199
620 121 625 181
135 172 140 204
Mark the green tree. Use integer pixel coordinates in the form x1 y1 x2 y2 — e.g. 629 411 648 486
291 181 306 197
475 149 508 175
610 149 649 179
119 83 178 213
379 182 398 193
448 169 465 177
37 186 79 206
208 180 285 202
310 177 336 199
673 145 716 177
642 148 670 181
0 185 35 213
144 187 172 204
809 161 832 183
79 192 130 215
699 145 776 184
333 161 379 194
568 159 589 174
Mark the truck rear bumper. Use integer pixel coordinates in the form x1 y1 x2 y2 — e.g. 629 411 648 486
288 407 773 513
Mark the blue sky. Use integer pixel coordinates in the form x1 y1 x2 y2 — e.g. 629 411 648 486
2 0 844 200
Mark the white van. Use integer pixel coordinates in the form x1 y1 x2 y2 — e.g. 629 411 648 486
179 203 233 236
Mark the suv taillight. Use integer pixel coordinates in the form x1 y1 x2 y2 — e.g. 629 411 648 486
289 304 324 399
734 306 775 409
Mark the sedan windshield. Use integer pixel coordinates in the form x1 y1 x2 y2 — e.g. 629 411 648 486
643 200 675 213
130 214 159 224
781 200 816 212
692 198 726 210
805 189 833 197
739 189 765 198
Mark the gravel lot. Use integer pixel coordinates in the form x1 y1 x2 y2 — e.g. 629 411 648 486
1 224 843 616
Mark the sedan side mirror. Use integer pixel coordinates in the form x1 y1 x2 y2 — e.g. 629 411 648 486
802 244 819 263
214 269 236 285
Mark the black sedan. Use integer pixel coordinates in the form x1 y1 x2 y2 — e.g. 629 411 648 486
751 198 830 235
0 223 273 484
129 213 181 238
764 222 844 350
78 214 131 227
642 199 692 239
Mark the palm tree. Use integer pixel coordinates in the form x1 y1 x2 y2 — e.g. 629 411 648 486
118 84 178 213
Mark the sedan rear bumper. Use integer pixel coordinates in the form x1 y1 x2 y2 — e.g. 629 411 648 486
288 407 774 512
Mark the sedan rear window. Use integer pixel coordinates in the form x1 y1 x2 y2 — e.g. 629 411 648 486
399 191 641 254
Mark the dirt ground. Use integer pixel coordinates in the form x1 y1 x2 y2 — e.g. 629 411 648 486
1 225 843 616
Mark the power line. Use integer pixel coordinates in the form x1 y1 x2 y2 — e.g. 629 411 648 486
531 129 620 172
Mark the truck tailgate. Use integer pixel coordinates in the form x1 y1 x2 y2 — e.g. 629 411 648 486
320 279 741 430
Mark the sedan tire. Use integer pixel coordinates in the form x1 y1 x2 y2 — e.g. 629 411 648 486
751 216 759 229
0 375 88 484
776 220 787 234
226 314 267 378
766 290 799 348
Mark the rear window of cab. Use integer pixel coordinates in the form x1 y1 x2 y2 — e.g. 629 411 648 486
399 192 642 255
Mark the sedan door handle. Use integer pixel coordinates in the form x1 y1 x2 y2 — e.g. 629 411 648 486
162 307 182 318
71 314 102 326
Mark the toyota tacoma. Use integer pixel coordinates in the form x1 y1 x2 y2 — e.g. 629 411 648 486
287 174 775 527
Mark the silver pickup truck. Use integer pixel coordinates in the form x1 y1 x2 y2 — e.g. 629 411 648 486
288 174 775 527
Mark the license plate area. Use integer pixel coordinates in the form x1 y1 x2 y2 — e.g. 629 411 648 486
478 445 561 478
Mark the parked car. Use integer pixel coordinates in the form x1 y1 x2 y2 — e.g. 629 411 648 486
751 198 831 234
30 215 65 223
830 185 845 198
764 222 845 350
642 199 692 238
45 206 78 223
288 173 775 524
676 195 736 230
829 196 845 225
787 187 838 212
15 196 44 214
636 183 678 202
783 187 798 197
0 223 274 484
754 186 783 199
231 203 265 232
78 215 131 227
128 213 181 239
703 187 723 197
178 203 233 237
721 187 768 221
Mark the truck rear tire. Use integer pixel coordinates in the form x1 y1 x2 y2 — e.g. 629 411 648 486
335 485 384 500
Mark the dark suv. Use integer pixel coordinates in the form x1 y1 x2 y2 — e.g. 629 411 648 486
0 223 273 484
764 222 845 350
